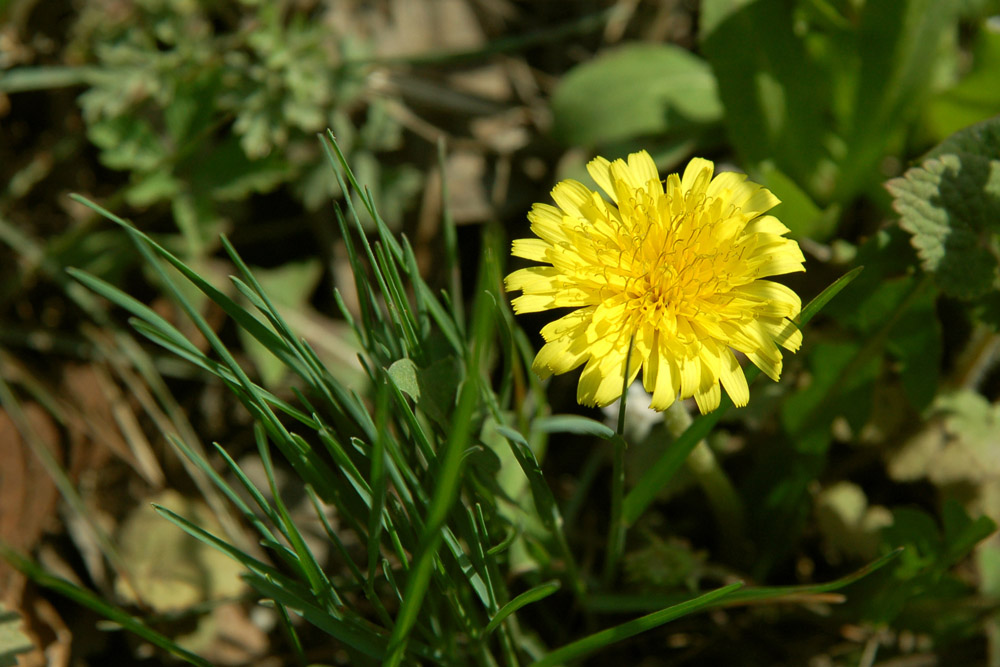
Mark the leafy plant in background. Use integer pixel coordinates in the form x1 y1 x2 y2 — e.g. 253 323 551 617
3 0 421 260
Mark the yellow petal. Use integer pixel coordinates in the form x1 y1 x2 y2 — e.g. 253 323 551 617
743 214 790 237
694 383 721 414
511 238 551 262
527 203 572 244
719 349 749 407
586 156 615 202
644 333 680 411
681 158 714 196
551 180 594 219
577 351 626 406
627 151 660 191
678 353 702 399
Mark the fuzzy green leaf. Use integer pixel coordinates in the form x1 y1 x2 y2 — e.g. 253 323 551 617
887 118 1000 298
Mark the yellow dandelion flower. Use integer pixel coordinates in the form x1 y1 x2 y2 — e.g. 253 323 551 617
505 152 805 414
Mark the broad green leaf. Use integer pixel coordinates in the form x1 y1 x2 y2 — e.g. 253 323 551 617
882 502 994 577
188 135 291 201
941 498 998 567
164 68 221 146
925 111 1000 161
833 0 960 200
701 0 833 198
755 162 837 240
385 356 460 428
386 358 420 400
926 28 1000 140
815 482 893 564
551 43 721 147
125 169 181 207
887 143 1000 298
855 503 995 631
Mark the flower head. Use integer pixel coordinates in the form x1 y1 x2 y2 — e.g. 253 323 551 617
505 152 805 414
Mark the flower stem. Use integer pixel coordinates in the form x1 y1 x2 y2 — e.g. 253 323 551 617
604 337 634 584
663 401 745 553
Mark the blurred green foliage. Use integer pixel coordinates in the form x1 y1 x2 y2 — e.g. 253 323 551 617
552 0 1000 239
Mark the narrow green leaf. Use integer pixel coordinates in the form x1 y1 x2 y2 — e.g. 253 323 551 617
484 581 560 636
67 268 203 359
495 425 561 532
584 548 903 612
151 505 290 585
383 241 497 666
246 573 390 660
272 600 307 666
531 583 743 667
367 384 390 587
718 547 903 605
534 414 614 439
167 435 281 545
254 425 337 606
798 265 864 327
0 65 100 93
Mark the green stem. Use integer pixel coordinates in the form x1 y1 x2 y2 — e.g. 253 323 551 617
604 337 634 583
663 402 745 552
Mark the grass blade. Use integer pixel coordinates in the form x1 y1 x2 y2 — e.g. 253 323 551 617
531 583 743 667
484 580 560 636
382 241 497 666
584 547 903 613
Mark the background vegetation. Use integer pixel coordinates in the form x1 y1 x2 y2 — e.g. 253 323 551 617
2 0 1000 665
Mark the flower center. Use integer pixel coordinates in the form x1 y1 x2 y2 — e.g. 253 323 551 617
615 190 741 336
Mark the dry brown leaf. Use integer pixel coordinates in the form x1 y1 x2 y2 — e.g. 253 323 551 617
0 405 61 598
